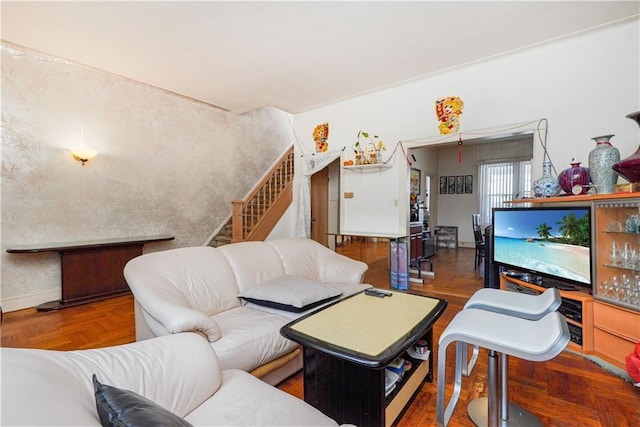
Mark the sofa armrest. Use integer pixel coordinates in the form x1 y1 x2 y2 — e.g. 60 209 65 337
124 250 227 342
138 297 222 342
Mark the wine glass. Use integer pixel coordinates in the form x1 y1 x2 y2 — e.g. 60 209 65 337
621 242 633 268
608 241 621 266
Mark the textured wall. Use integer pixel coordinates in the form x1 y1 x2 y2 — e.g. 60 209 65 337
1 42 295 310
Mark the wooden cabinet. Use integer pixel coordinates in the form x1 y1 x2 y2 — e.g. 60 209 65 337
509 193 640 369
500 274 594 353
593 301 640 367
591 199 640 369
409 223 423 262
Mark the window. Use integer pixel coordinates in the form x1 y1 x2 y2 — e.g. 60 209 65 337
478 160 531 225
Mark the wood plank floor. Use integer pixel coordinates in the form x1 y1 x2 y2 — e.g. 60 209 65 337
1 241 638 426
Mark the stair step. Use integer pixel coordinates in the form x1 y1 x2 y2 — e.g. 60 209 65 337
213 235 232 247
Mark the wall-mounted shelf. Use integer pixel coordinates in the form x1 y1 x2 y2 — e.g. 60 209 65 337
342 163 392 171
507 192 640 204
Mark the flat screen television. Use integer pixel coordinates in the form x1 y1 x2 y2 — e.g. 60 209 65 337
492 206 592 289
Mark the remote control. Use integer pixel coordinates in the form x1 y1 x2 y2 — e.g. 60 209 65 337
365 289 393 298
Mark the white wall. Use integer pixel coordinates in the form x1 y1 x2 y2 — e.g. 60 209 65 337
294 19 640 241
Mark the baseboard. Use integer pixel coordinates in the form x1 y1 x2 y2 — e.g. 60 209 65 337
1 288 60 312
566 348 633 384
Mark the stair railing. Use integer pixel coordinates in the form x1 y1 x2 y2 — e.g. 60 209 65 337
231 145 294 242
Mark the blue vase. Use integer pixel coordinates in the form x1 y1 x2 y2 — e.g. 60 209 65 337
532 161 561 197
588 134 620 194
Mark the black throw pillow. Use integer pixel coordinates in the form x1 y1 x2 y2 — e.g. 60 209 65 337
92 374 193 427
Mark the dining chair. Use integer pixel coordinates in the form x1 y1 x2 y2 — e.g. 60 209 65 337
472 214 485 270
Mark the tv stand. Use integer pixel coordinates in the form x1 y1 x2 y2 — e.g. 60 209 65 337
503 271 577 291
537 278 577 291
500 273 593 353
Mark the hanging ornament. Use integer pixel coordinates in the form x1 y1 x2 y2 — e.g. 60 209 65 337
458 134 463 163
435 96 464 135
313 122 329 153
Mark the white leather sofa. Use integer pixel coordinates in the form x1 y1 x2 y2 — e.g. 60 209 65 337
1 333 341 426
124 238 371 385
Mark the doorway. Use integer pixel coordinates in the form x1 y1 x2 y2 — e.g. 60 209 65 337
310 159 340 247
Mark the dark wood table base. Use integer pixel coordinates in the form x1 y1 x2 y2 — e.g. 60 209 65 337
7 235 174 311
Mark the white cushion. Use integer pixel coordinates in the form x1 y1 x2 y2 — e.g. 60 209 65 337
185 370 338 426
238 275 342 312
211 306 299 372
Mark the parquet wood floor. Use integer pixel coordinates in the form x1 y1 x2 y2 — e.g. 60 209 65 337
1 241 638 426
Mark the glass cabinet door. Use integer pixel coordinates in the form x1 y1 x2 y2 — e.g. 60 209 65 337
594 199 640 312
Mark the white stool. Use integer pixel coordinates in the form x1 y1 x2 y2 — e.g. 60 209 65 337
436 308 569 427
462 288 561 426
461 288 561 374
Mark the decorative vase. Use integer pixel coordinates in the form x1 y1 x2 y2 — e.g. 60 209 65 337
558 158 590 195
588 134 620 194
612 111 640 183
532 161 561 198
355 151 363 165
625 214 639 233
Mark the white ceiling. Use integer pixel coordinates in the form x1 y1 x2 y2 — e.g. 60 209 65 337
2 1 639 114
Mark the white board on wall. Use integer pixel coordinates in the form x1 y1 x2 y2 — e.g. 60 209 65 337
340 151 409 238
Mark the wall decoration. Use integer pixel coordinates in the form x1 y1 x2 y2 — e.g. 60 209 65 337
455 175 464 194
410 168 421 200
313 122 329 152
439 176 447 194
447 176 456 194
464 175 473 194
435 96 464 135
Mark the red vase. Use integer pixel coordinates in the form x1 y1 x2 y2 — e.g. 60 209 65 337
612 111 640 183
558 159 590 195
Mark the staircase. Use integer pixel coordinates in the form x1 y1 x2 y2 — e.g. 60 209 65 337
210 220 233 247
209 146 295 247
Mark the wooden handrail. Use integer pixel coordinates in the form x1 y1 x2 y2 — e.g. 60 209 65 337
231 146 295 242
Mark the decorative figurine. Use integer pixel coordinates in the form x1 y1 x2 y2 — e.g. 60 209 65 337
435 96 464 135
313 122 329 152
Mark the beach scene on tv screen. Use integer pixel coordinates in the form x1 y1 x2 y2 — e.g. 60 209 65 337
493 209 591 284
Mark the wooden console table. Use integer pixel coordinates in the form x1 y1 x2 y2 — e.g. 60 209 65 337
7 235 174 311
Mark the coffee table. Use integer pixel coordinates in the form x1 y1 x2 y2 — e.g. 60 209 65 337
281 289 447 427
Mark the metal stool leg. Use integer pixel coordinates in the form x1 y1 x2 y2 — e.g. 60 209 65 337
467 352 543 426
437 341 467 426
460 343 480 376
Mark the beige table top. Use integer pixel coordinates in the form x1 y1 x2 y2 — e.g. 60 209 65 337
287 290 442 358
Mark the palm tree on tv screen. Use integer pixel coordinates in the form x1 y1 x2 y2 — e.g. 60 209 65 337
536 222 552 239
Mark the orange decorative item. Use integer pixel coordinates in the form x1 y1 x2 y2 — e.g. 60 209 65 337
313 122 329 152
435 96 464 135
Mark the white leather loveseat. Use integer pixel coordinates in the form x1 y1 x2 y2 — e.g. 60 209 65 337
124 238 371 385
1 333 341 426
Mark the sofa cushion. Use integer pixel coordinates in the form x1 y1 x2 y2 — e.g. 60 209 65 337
93 374 192 427
238 275 342 312
212 306 299 372
184 369 338 426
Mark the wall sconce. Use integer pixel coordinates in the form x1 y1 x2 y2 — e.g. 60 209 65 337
71 147 98 166
71 124 97 166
